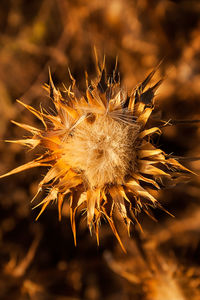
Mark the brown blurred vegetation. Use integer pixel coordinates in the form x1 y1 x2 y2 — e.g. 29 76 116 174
0 0 200 299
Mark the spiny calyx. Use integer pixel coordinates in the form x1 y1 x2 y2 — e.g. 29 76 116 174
0 61 191 251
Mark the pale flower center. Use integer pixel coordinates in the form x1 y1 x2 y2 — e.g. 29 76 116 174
62 114 139 188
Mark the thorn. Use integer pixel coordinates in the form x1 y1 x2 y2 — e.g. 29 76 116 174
31 187 42 203
68 67 76 88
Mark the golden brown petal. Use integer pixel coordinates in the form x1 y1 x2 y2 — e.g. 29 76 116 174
126 179 157 204
0 156 50 179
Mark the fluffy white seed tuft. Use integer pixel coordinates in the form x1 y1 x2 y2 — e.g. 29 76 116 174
62 114 140 189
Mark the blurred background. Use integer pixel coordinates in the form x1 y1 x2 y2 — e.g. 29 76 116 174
0 0 200 299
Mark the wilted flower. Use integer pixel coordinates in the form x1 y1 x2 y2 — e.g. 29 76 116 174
0 58 191 250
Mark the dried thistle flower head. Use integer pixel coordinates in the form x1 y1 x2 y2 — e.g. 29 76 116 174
0 58 191 250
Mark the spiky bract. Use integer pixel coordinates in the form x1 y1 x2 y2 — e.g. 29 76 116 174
0 61 191 250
